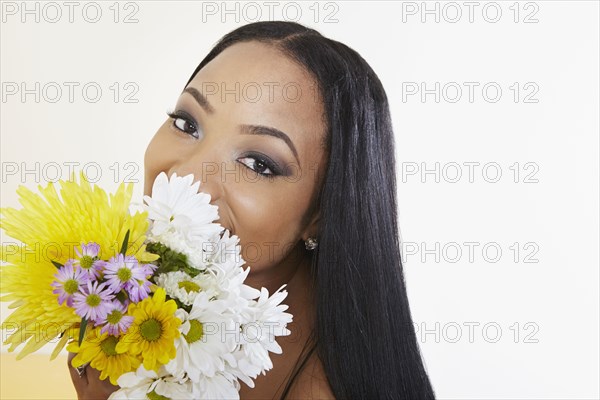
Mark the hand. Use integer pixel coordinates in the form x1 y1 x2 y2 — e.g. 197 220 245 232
67 352 120 400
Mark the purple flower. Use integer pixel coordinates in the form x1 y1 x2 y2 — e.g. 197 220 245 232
98 301 134 336
51 260 88 307
141 262 158 276
72 280 114 323
103 254 147 293
126 278 152 303
73 242 104 280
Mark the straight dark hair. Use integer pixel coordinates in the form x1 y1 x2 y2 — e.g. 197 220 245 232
184 21 435 400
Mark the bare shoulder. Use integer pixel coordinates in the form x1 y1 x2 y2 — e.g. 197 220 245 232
285 351 336 400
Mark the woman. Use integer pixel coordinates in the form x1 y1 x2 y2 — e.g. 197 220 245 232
68 21 436 399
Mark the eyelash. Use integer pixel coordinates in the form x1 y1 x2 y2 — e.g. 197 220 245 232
237 152 280 180
167 109 200 139
166 110 279 181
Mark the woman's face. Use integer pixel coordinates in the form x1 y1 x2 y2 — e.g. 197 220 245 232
144 41 327 281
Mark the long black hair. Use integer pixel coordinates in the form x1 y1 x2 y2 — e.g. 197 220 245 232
184 21 435 400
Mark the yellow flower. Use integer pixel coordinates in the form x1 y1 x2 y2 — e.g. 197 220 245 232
0 172 158 359
67 327 141 385
115 288 181 371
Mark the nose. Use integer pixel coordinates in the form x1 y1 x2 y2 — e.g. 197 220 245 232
167 153 224 206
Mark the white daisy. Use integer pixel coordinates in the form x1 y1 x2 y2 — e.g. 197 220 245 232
110 365 193 400
203 229 246 273
249 285 293 340
227 285 293 384
155 270 219 306
143 172 223 243
227 350 264 388
215 265 262 308
192 371 241 400
149 226 244 273
165 293 239 383
150 229 211 271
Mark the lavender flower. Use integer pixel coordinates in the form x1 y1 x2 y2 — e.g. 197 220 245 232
72 280 114 322
126 277 152 303
141 262 158 276
98 301 134 336
73 242 104 280
51 260 88 307
103 254 147 293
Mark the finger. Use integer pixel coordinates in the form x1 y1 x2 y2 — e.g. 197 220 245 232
67 353 88 399
86 365 120 398
67 351 89 387
86 363 101 382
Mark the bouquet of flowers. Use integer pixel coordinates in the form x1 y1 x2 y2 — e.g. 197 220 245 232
0 172 292 399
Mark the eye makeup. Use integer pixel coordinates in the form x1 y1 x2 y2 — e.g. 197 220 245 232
165 107 295 181
166 109 201 139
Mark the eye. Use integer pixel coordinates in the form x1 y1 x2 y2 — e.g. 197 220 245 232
167 110 200 139
237 153 280 178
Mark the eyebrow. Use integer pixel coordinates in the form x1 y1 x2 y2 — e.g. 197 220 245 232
240 124 300 165
183 86 300 165
182 87 215 114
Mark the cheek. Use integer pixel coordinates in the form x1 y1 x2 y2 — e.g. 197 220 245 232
143 122 183 196
231 181 307 269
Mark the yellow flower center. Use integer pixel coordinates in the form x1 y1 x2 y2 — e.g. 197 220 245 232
139 318 162 342
64 279 79 294
80 255 94 270
100 336 119 356
86 294 101 307
106 309 123 324
184 319 204 344
147 390 170 400
178 280 201 293
117 267 132 282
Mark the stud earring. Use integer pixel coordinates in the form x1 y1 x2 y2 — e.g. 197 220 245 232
304 237 318 251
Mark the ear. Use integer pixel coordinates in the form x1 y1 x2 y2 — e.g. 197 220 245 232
302 209 321 241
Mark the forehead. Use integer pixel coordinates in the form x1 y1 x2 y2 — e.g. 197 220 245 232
186 41 326 162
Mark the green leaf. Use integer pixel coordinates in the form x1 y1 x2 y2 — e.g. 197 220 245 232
115 291 128 304
120 229 130 255
146 241 191 275
78 318 88 346
51 260 63 269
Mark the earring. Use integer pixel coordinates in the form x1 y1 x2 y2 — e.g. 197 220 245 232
305 237 318 251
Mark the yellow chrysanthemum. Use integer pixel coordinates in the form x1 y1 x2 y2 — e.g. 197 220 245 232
0 172 158 359
115 287 181 371
67 327 141 385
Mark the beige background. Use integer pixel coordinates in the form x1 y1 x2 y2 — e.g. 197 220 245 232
1 1 599 399
1 354 75 399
